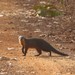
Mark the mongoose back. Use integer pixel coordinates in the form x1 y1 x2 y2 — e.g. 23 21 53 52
18 36 68 56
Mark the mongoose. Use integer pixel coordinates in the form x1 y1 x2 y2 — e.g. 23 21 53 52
19 36 68 56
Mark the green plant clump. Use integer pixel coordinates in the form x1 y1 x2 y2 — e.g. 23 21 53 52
34 4 62 17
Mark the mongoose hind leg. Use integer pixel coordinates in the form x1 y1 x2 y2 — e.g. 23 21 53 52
35 48 42 56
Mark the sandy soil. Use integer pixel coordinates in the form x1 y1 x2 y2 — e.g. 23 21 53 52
0 0 75 75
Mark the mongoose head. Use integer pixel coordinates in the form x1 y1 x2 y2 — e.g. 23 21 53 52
18 36 24 40
18 36 25 45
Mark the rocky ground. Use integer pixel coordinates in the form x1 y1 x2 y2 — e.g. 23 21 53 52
0 0 75 75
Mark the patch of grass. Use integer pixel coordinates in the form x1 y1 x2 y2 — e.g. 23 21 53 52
59 0 64 4
33 4 62 17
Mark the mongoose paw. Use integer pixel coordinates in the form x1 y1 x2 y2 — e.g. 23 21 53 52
23 57 26 59
22 54 26 56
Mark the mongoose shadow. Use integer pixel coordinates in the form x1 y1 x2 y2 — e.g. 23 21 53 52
18 36 68 57
39 55 65 59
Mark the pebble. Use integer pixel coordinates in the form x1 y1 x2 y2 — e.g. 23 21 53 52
0 14 4 17
0 41 2 43
53 21 59 24
39 34 47 37
56 72 61 75
16 70 24 73
0 72 7 75
11 58 17 61
31 71 35 74
23 29 29 32
55 44 62 47
34 29 41 33
7 47 15 50
7 61 12 66
0 56 10 61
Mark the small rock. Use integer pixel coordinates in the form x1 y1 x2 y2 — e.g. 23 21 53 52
56 72 61 75
0 72 7 75
0 41 2 43
46 25 51 28
1 69 5 72
39 34 47 37
0 56 10 61
11 58 17 61
16 70 24 73
7 61 12 66
40 1 46 4
21 20 28 22
53 21 59 24
23 29 29 32
71 40 75 43
0 14 4 17
34 29 41 33
7 47 15 50
55 44 62 47
65 56 70 59
59 47 63 50
0 57 2 60
31 71 35 74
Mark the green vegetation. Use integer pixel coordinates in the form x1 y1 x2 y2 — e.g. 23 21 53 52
34 4 62 17
59 0 64 4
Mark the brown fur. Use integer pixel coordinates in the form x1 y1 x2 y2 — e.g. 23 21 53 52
19 36 68 56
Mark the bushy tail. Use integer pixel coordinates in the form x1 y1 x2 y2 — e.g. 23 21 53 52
51 47 68 56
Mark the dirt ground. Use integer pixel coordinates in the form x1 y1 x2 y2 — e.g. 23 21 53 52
0 0 75 75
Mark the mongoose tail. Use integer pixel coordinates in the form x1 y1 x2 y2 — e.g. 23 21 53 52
51 47 68 56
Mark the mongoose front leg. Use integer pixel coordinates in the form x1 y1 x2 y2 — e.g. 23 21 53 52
22 46 25 55
24 48 28 56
